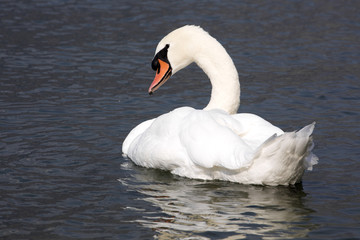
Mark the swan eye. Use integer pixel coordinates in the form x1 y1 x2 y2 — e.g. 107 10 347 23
152 59 159 71
157 44 169 60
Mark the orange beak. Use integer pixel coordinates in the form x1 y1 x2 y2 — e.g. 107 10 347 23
148 59 172 94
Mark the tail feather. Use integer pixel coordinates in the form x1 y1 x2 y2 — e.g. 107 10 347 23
296 121 316 137
248 122 318 185
296 122 318 171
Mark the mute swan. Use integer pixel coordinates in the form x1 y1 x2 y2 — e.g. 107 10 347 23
122 25 318 186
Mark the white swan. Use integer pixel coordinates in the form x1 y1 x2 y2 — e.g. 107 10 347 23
122 25 318 186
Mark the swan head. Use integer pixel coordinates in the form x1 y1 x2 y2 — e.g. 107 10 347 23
147 25 240 114
148 25 205 94
149 44 173 94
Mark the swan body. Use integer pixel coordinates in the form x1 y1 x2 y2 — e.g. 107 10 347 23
122 25 318 186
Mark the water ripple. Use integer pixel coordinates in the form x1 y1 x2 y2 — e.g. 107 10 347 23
1 0 360 239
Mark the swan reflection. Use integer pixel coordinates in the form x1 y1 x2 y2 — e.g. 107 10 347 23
120 162 316 239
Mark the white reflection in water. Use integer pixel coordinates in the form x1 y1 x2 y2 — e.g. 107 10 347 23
121 162 317 239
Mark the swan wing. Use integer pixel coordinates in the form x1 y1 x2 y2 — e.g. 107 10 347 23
231 113 284 148
124 107 262 171
179 108 255 170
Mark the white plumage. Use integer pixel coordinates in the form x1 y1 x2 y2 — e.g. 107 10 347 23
122 25 318 186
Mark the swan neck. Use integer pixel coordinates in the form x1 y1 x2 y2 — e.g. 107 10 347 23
195 44 240 114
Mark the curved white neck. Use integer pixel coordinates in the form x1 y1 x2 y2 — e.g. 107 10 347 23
158 26 240 114
194 41 240 114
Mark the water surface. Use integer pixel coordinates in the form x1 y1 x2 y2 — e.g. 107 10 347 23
1 0 360 239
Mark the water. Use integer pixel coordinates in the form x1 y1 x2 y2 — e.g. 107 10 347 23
1 0 359 239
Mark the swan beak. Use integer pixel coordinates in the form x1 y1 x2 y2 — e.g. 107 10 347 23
148 59 172 94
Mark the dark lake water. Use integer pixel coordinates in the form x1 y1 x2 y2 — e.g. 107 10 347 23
1 0 360 239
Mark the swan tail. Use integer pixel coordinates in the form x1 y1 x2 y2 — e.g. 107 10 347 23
297 122 319 171
249 122 318 185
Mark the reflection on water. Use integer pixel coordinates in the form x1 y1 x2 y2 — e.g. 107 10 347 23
121 162 317 239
